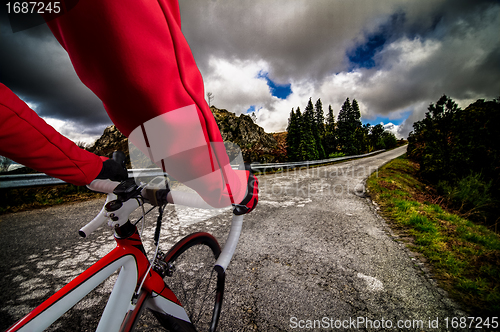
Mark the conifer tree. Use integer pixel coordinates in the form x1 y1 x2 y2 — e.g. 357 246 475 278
337 98 352 154
352 99 361 123
304 98 315 127
298 102 318 161
337 98 362 155
314 98 325 139
323 105 337 155
314 99 326 159
351 99 363 153
295 107 307 160
286 108 300 161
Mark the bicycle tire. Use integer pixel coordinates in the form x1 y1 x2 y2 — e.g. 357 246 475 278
135 232 225 332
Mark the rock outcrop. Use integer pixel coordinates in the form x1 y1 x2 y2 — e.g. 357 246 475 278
87 106 283 164
87 125 128 158
210 107 280 163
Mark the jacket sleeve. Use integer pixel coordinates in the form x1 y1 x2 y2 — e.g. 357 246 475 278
0 83 103 186
42 0 247 207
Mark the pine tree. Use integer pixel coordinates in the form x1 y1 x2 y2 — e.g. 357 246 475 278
304 98 315 127
337 98 352 154
295 107 307 161
314 99 325 139
352 99 361 123
299 102 318 161
337 98 362 155
286 108 300 161
351 99 363 153
323 105 337 155
314 99 326 159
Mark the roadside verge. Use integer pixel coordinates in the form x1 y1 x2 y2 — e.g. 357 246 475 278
366 154 500 317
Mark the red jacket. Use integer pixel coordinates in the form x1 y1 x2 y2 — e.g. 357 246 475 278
2 0 247 207
43 0 246 207
0 83 102 186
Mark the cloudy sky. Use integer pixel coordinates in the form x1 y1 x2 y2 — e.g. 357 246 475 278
1 0 499 144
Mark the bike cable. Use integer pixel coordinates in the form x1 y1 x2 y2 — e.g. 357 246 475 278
133 203 167 302
138 197 147 238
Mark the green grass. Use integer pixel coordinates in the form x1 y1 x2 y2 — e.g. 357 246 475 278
367 154 500 316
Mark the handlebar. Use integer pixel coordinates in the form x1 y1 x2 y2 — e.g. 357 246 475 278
166 190 243 272
214 214 243 273
79 193 117 238
84 178 243 272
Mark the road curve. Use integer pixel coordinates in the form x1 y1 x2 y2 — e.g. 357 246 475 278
0 146 466 331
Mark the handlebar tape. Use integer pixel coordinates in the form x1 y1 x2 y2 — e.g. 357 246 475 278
87 179 121 194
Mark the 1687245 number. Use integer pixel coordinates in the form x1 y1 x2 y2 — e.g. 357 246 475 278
6 2 61 14
444 317 498 329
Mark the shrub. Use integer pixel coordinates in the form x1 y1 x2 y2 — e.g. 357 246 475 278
437 172 496 223
328 152 345 158
407 96 500 228
381 132 397 149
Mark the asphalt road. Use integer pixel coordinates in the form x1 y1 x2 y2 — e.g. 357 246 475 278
0 146 468 331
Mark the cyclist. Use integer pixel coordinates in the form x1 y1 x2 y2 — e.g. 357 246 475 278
0 0 258 214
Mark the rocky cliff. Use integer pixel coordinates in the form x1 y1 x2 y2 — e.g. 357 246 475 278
210 107 281 163
87 106 285 165
87 125 128 158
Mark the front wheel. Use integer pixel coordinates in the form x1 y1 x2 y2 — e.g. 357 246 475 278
161 232 225 332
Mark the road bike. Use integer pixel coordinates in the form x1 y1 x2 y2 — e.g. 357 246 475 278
5 153 244 332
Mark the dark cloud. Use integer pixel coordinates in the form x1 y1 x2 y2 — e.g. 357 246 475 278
0 15 110 135
178 0 499 133
179 0 386 81
318 0 500 132
179 0 498 80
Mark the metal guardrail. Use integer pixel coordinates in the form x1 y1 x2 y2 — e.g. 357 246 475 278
0 169 168 189
0 150 385 189
249 149 384 172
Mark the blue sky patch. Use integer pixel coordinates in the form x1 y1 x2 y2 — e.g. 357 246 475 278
245 105 263 114
362 110 411 126
257 71 292 99
246 105 256 113
348 12 406 69
348 33 387 69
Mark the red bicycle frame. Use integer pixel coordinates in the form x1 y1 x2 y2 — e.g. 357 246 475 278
6 223 191 332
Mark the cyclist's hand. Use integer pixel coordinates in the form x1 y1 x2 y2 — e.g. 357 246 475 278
233 165 258 215
95 155 128 182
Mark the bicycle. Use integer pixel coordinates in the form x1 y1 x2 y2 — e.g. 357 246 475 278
5 152 245 332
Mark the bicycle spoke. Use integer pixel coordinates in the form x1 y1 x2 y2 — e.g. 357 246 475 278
160 233 224 332
192 268 216 324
